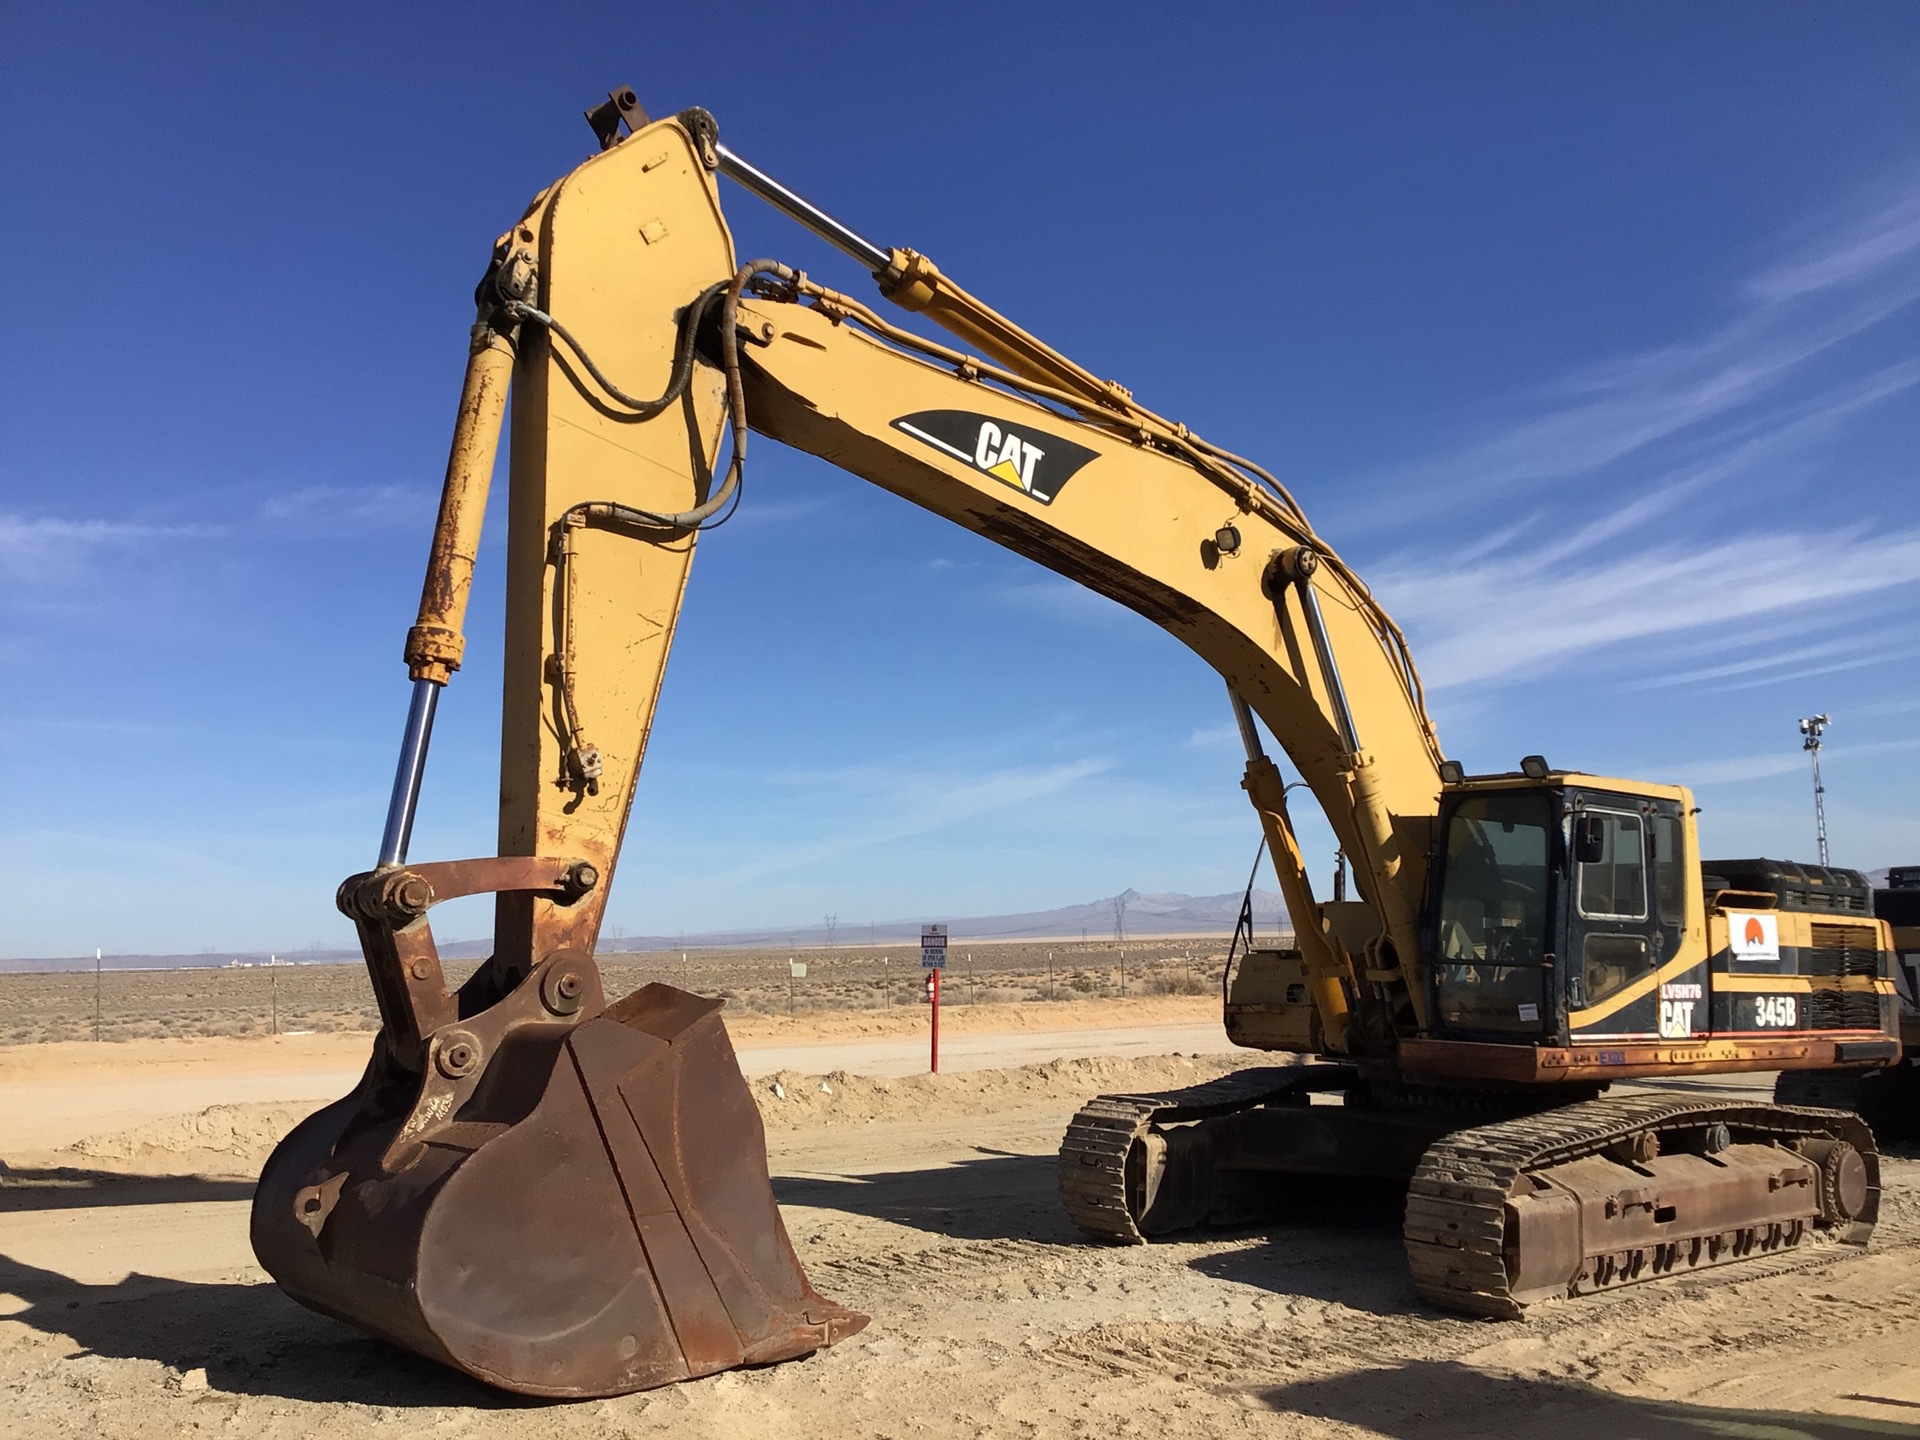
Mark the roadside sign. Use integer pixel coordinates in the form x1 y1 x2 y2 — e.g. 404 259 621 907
789 961 807 978
920 923 948 970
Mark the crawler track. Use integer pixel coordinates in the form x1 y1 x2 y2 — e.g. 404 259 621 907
1776 1063 1920 1142
1405 1096 1879 1318
1057 1064 1356 1243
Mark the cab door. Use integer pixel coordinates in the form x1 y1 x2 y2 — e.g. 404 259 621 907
1566 796 1663 1039
1644 800 1697 1036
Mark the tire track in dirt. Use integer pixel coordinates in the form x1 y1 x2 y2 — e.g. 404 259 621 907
1038 1156 1920 1407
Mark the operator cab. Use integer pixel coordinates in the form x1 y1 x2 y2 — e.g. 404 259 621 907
1421 765 1691 1044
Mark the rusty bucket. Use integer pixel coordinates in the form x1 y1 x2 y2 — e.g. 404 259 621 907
252 861 865 1398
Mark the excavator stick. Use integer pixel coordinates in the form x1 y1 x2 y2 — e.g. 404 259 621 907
252 111 866 1396
252 862 865 1397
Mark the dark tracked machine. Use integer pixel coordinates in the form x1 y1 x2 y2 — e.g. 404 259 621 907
1774 864 1920 1140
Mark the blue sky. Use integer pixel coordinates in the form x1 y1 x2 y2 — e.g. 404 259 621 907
3 4 1916 957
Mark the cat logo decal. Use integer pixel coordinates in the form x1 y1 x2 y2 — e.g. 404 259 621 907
891 410 1098 505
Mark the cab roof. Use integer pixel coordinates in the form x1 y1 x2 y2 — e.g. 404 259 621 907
1450 771 1694 805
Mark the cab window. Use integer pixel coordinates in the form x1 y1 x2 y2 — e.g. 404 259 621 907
1576 810 1645 921
1430 792 1553 1035
1650 812 1685 925
1433 792 1552 966
1582 932 1652 1007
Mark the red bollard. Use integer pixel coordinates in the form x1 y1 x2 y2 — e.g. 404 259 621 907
928 969 941 1073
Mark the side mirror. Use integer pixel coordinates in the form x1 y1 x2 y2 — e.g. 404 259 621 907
1574 815 1607 865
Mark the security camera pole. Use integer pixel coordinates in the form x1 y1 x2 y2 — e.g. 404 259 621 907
1798 713 1831 866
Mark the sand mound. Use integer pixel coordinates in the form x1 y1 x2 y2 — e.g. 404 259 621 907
752 1051 1241 1131
63 1102 321 1176
45 1052 1245 1174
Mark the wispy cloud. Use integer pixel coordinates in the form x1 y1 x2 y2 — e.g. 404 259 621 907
0 513 212 584
1849 696 1920 720
1663 736 1920 787
1361 167 1920 694
256 483 436 534
1609 628 1911 694
1187 722 1240 749
701 755 1113 884
1377 525 1920 688
1746 186 1920 304
1379 177 1920 505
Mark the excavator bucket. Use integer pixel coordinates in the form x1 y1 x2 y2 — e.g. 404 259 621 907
252 862 865 1398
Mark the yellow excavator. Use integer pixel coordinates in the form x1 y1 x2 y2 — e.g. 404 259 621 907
252 92 1905 1398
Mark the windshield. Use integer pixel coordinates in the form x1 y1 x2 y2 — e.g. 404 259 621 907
1431 791 1554 1034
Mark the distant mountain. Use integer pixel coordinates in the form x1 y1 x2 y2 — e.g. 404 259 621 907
598 887 1293 954
2 888 1292 972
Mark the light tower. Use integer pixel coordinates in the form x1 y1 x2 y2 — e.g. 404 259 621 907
1797 713 1831 866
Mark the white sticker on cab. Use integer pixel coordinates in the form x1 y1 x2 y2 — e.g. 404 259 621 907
1728 911 1780 964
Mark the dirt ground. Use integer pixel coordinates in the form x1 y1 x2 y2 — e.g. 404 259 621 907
2 1005 1917 1439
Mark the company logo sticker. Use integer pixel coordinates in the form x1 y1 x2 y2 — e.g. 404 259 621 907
1729 911 1780 965
890 409 1099 505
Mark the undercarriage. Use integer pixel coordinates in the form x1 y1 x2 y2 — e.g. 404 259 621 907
1060 1066 1878 1316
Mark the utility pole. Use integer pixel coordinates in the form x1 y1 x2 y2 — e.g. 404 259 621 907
93 948 102 1041
1799 714 1831 866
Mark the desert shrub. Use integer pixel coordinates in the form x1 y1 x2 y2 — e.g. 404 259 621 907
1146 973 1212 996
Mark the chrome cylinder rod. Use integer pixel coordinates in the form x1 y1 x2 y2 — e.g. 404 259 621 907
1227 684 1266 764
377 677 441 868
714 142 891 273
1294 571 1363 757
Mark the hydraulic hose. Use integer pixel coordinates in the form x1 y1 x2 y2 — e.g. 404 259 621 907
539 260 797 791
